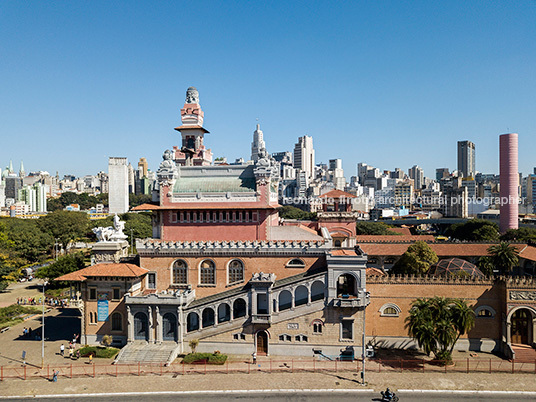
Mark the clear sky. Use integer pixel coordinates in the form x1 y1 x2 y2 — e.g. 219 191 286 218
1 1 535 179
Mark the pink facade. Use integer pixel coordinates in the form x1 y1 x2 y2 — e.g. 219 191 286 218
499 133 519 233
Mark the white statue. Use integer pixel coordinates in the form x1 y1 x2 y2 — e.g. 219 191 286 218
92 214 127 242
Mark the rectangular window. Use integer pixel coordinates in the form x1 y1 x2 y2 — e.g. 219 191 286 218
341 320 353 340
112 288 120 300
148 273 156 289
180 212 184 223
89 287 97 300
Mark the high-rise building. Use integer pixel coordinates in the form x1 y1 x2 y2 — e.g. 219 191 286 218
527 169 536 214
108 157 129 214
293 135 315 180
250 124 266 162
408 165 424 190
457 140 476 178
138 158 149 178
499 133 519 232
436 168 449 182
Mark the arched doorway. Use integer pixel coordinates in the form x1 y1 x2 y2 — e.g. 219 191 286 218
256 330 268 355
512 309 531 345
134 312 148 341
162 313 177 341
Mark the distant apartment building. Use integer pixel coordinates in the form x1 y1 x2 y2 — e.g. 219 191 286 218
408 165 424 191
293 135 315 181
457 140 476 178
108 157 129 214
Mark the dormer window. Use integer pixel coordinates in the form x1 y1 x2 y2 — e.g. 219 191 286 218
286 258 306 268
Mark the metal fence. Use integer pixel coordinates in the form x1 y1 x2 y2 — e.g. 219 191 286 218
2 358 536 381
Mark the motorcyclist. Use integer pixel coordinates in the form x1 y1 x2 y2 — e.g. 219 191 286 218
382 388 394 401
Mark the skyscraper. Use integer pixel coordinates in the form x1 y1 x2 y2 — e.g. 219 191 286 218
293 135 315 180
108 157 129 214
457 140 476 178
499 133 519 233
408 165 424 190
251 124 266 162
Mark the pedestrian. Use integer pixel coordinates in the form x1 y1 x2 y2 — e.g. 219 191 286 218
60 344 65 357
252 352 257 364
22 327 27 337
52 370 58 382
76 349 80 360
89 353 93 364
69 347 73 359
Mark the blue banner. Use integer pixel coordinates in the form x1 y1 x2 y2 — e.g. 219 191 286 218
97 299 109 322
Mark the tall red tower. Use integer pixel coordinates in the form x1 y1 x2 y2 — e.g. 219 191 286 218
499 133 519 233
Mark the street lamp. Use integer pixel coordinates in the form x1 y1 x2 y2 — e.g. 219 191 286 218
41 280 48 369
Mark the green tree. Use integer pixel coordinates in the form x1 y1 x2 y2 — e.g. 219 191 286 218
278 206 316 220
39 211 90 251
477 255 495 277
355 221 399 235
500 227 536 243
406 297 475 363
446 219 499 241
1 218 53 263
47 192 105 212
129 194 152 208
35 252 87 280
390 241 438 275
487 242 519 275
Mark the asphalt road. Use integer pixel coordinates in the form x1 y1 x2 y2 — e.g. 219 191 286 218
2 392 533 402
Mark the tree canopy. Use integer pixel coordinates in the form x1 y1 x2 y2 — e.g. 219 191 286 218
390 241 438 276
406 297 475 363
47 192 108 212
355 221 400 235
38 211 90 250
500 227 536 243
129 194 152 208
446 219 499 241
278 206 316 220
35 252 87 282
487 242 519 275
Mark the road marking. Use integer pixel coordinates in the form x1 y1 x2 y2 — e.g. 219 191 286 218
400 389 536 395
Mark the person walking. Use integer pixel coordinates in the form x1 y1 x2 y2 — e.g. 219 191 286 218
60 344 65 357
69 347 73 359
52 370 58 382
89 353 93 364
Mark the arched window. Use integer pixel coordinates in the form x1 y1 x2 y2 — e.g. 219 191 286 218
200 260 216 285
295 285 309 306
286 258 305 268
111 312 122 331
202 308 215 328
379 303 401 317
228 260 244 284
218 303 231 323
475 305 496 318
172 260 188 285
233 298 247 319
279 290 292 311
187 312 199 332
312 319 323 334
311 281 325 302
334 240 342 248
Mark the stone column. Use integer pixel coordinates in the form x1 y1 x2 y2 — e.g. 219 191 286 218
307 285 312 305
126 306 133 343
291 287 295 309
156 306 162 343
506 322 511 344
178 306 183 349
251 290 257 315
148 306 154 343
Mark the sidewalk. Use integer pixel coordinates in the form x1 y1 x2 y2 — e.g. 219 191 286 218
2 370 536 397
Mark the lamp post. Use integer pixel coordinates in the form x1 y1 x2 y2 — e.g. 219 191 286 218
41 280 48 369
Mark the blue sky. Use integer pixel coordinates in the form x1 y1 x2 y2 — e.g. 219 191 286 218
1 1 535 179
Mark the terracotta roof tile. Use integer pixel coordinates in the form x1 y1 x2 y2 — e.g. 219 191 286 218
331 249 357 256
355 235 435 242
319 189 358 199
520 245 536 262
55 263 148 282
359 242 527 257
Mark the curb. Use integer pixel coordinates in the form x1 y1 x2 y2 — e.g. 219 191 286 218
399 389 536 395
0 389 375 399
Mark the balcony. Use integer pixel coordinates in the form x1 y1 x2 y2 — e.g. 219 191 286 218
251 314 271 324
333 291 370 308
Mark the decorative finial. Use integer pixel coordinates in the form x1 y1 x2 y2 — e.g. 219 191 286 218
185 87 199 104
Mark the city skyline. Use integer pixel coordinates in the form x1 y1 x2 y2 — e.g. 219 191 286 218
1 2 535 178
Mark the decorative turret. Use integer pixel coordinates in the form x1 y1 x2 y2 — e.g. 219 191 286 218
251 124 266 162
173 87 212 166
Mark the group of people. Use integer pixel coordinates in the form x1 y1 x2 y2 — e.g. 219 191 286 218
17 297 41 305
59 334 84 361
21 326 41 340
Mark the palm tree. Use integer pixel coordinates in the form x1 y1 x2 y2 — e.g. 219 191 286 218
448 299 475 354
405 297 475 364
487 242 519 275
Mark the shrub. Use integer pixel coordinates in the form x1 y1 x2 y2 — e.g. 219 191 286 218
182 352 227 365
189 339 199 353
101 335 113 347
78 346 119 359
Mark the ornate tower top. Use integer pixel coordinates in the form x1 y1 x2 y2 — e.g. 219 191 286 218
185 87 199 104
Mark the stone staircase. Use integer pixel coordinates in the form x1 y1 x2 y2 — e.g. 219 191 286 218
115 342 180 365
512 344 536 362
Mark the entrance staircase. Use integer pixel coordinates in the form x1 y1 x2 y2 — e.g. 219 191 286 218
512 344 536 362
114 342 180 365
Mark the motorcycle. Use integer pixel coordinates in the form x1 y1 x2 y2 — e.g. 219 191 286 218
380 388 399 402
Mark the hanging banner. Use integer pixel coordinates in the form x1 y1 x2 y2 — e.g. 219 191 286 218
97 293 109 321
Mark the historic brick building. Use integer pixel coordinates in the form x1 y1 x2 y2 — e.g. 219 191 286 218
58 88 536 363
